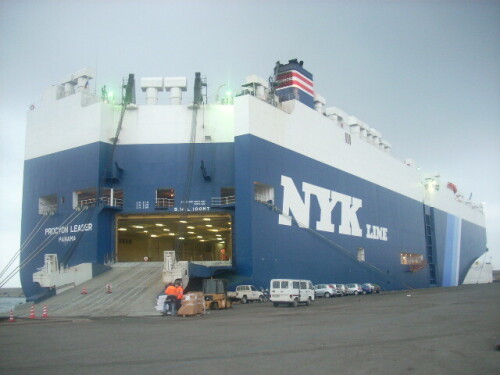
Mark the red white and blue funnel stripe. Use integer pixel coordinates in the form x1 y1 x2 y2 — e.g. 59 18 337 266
274 59 314 108
276 71 314 96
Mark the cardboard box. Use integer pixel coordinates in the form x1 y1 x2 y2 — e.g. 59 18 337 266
177 292 205 316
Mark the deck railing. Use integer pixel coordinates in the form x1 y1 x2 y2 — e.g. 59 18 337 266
156 198 175 208
211 196 235 206
77 197 124 208
40 204 57 215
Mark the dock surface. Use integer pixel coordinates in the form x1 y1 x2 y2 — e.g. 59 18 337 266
1 282 499 375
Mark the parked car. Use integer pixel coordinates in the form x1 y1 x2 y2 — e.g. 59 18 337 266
227 285 264 303
314 284 337 298
361 283 381 294
270 279 315 307
345 283 363 295
336 284 348 296
329 284 344 297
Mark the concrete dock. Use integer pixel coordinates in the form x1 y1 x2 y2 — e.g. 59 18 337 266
1 282 499 375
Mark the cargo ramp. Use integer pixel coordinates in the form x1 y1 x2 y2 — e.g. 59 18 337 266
15 262 164 318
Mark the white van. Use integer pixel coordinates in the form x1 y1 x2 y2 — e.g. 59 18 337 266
270 279 315 307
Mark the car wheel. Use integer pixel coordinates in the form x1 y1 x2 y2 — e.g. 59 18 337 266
324 292 331 298
291 298 299 308
241 295 248 304
273 302 279 307
362 291 367 295
211 302 219 310
306 297 312 306
354 291 358 295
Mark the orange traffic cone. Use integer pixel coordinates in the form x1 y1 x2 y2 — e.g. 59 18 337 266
81 285 88 294
29 305 36 319
42 305 48 318
9 309 15 322
105 284 112 293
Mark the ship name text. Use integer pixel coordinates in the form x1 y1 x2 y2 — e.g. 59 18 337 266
44 223 93 236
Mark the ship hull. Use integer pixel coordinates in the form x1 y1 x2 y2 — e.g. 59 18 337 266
20 137 486 299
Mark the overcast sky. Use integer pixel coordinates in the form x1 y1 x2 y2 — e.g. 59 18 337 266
1 0 499 287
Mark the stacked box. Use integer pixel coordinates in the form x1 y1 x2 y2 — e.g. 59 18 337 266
177 292 205 316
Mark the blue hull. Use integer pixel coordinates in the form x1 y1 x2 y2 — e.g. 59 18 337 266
20 136 487 299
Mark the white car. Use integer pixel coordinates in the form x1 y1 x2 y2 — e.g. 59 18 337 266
229 285 264 303
270 279 315 307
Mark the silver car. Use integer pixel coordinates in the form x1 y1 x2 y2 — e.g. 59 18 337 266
336 284 348 296
329 284 344 297
314 284 336 298
345 283 363 295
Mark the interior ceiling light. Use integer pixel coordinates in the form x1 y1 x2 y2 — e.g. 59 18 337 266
143 230 148 233
179 220 187 223
216 234 222 237
187 226 195 229
200 239 205 242
132 225 144 228
155 223 164 227
151 234 158 237
205 224 213 227
197 236 203 238
118 228 127 231
210 229 219 232
203 218 211 221
168 233 175 236
178 237 185 240
187 231 195 234
219 241 225 244
163 228 170 231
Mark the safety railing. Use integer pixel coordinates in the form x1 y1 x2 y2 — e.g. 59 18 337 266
409 260 427 273
40 204 57 215
254 194 274 204
156 198 175 208
77 197 124 208
77 198 97 208
100 197 124 207
211 196 235 206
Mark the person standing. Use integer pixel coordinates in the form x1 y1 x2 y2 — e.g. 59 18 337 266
175 282 184 312
164 282 177 315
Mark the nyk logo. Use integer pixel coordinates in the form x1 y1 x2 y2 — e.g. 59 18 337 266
279 175 388 241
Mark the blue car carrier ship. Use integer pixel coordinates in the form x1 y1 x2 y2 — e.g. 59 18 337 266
19 59 488 301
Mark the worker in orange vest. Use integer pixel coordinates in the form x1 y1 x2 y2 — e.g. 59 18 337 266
175 282 184 312
164 282 177 315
